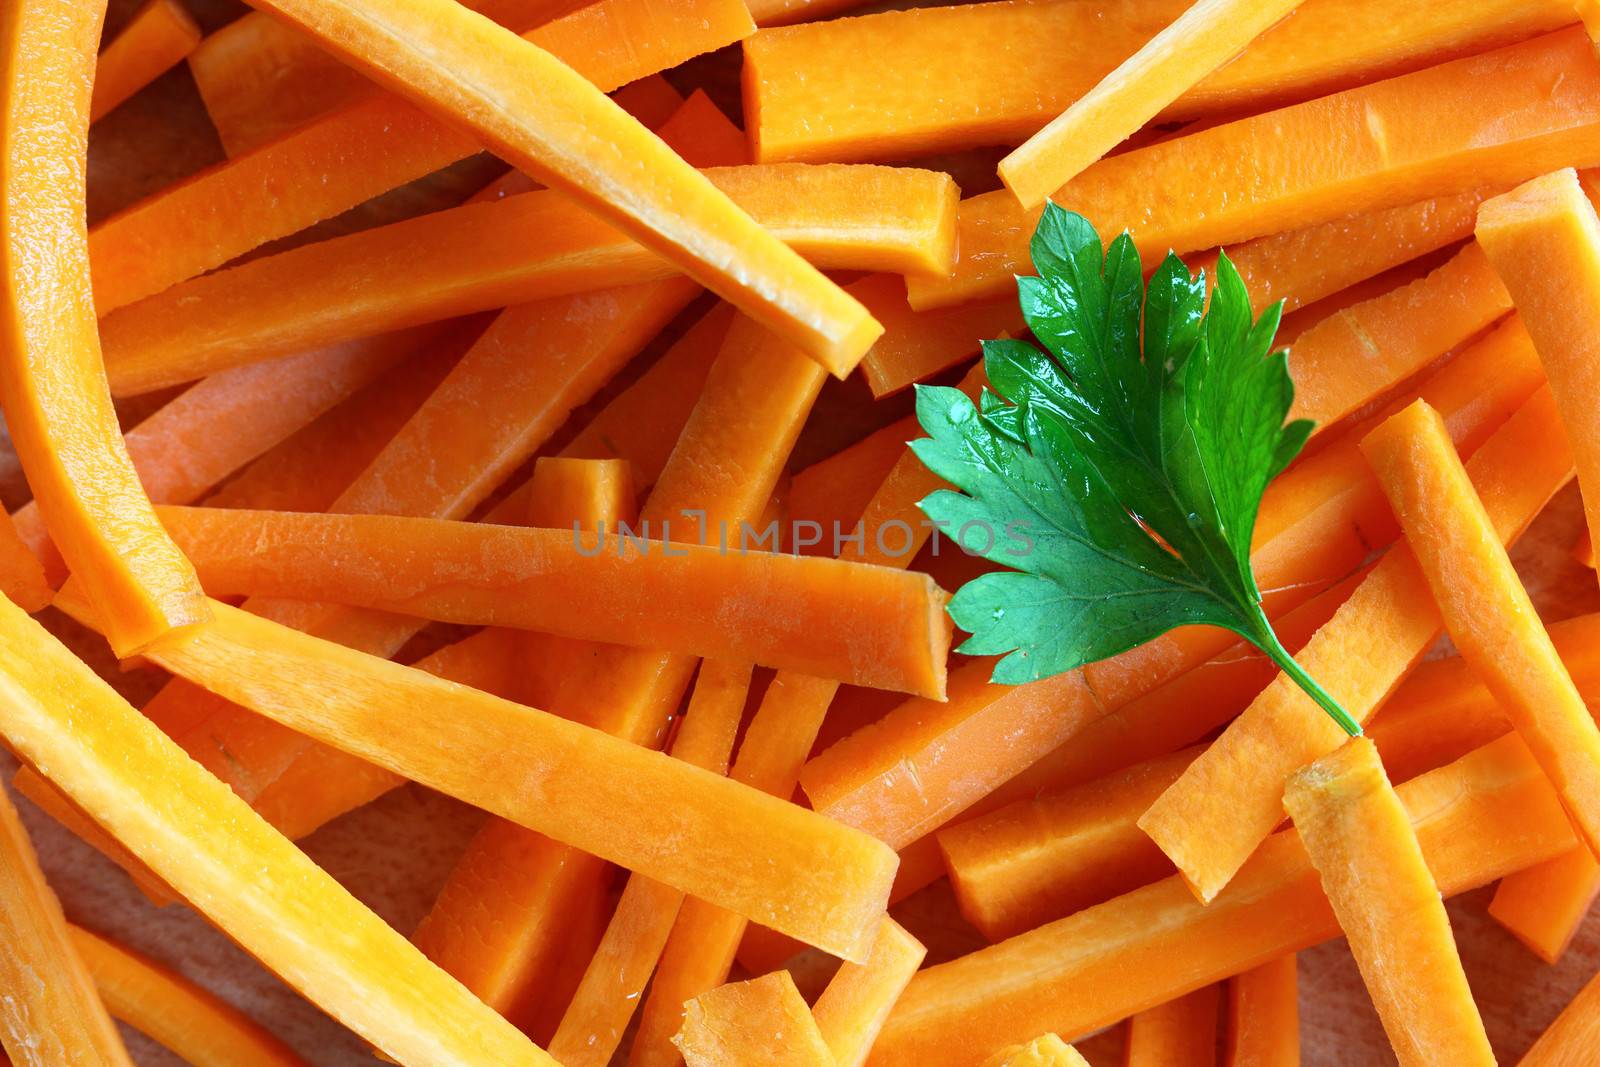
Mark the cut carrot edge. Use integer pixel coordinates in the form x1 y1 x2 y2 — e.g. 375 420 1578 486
1124 984 1221 1067
673 971 834 1066
1488 848 1600 964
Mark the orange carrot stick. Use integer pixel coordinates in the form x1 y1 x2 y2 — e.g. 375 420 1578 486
548 659 754 1065
12 766 176 906
89 0 200 122
0 510 48 613
68 926 307 1067
1477 167 1600 590
657 90 752 168
97 163 953 395
0 783 131 1065
1520 966 1600 1065
789 416 916 542
90 0 755 316
1488 849 1600 964
1363 397 1600 860
745 0 1573 164
812 918 928 1067
0 597 551 1065
156 506 951 697
999 0 1301 208
675 972 834 1067
868 733 1571 1067
1139 386 1573 904
1225 957 1298 1067
1283 738 1494 1067
0 0 207 657
1124 984 1221 1067
909 29 1600 310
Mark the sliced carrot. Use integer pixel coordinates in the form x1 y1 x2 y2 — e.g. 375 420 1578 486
1125 984 1221 1067
1520 966 1600 1065
1284 738 1493 1066
1225 957 1298 1067
674 972 833 1067
910 29 1600 310
789 416 915 544
745 0 1574 165
657 90 752 168
98 163 954 395
812 918 927 1067
1139 386 1573 904
854 273 1019 399
0 596 551 1065
1 0 207 657
1477 167 1600 585
58 589 897 961
0 781 131 1065
548 659 754 1065
1488 849 1600 964
982 1035 1089 1067
1362 398 1600 859
1000 0 1301 208
187 0 586 155
90 0 754 316
68 926 306 1067
0 510 48 612
90 0 200 122
869 733 1571 1067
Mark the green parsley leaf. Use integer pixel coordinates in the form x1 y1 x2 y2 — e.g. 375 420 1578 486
913 204 1358 736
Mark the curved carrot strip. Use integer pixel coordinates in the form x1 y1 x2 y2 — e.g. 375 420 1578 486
0 0 207 656
89 0 754 314
812 918 927 1067
0 783 130 1065
1124 985 1221 1067
909 29 1600 310
89 0 200 123
675 972 833 1066
97 164 952 396
1284 738 1493 1067
999 0 1301 208
1225 956 1298 1067
68 926 306 1067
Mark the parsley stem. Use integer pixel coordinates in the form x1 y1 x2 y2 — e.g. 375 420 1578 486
1251 621 1363 738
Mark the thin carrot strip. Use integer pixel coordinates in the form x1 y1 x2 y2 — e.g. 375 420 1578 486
1125 984 1221 1067
0 510 48 612
0 0 207 656
548 659 754 1066
157 506 951 697
68 926 306 1067
1521 966 1600 1065
675 972 833 1067
1477 168 1600 587
811 918 927 1067
98 163 954 396
1139 386 1573 904
789 415 916 544
909 29 1600 310
854 273 1019 399
0 783 131 1065
1285 738 1494 1066
657 91 751 168
999 0 1300 208
12 768 176 905
89 0 199 122
91 0 754 315
868 733 1571 1067
1226 957 1298 1067
1488 849 1600 964
1362 397 1600 858
0 599 550 1064
187 0 585 155
982 1035 1089 1067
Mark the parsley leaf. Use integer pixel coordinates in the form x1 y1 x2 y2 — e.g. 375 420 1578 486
913 204 1358 736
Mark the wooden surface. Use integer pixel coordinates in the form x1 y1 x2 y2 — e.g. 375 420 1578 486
16 1 1600 1062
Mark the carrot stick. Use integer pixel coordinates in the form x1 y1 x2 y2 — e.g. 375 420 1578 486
789 415 916 543
1138 386 1574 904
0 783 131 1065
68 926 306 1067
1364 397 1600 862
982 1035 1090 1067
869 732 1572 1067
674 972 834 1067
1284 738 1494 1066
97 163 954 395
1488 849 1600 964
1125 984 1221 1067
0 510 48 613
187 0 585 156
1521 966 1600 1065
89 0 199 123
812 918 927 1067
0 602 553 1065
657 91 752 168
90 0 755 316
854 273 1020 399
1477 167 1600 589
548 659 754 1065
1225 957 1298 1067
156 506 951 697
999 0 1300 208
909 29 1600 310
0 0 207 657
